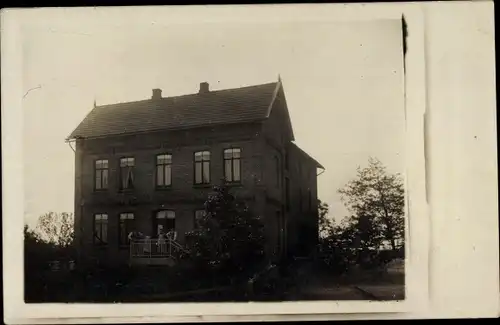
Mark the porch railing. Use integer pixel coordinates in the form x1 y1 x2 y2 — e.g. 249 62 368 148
130 238 189 260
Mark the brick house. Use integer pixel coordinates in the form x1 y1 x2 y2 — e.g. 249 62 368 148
67 78 324 267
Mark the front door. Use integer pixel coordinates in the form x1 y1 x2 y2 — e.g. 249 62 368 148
153 210 176 237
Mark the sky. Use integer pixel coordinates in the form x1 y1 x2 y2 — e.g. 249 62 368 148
22 12 405 227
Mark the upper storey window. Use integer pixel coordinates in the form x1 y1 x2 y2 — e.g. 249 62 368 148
120 157 135 190
224 148 241 183
156 154 172 188
194 151 210 185
95 159 109 190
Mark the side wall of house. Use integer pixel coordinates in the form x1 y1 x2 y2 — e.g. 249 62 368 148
287 145 319 256
260 87 297 259
73 140 84 264
259 86 320 259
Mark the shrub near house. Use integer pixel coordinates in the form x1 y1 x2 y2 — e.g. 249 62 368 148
184 184 267 286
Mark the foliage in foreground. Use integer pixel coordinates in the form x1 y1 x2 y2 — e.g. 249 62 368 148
184 184 267 282
24 221 76 302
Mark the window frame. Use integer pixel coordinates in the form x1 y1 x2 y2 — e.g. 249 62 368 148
299 188 303 212
156 153 173 189
155 210 176 234
93 213 108 246
285 177 290 212
119 157 135 191
223 147 242 183
308 188 312 212
274 156 280 188
94 159 109 191
118 212 135 247
284 150 289 171
193 150 211 185
194 209 206 228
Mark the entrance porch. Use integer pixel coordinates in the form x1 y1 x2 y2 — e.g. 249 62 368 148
129 238 189 266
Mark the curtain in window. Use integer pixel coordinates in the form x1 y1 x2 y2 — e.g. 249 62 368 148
120 158 135 189
121 167 134 189
102 169 109 188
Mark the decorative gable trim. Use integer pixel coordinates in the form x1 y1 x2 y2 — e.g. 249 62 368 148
265 78 282 118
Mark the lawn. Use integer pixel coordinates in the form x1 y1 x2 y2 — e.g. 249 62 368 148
25 258 405 303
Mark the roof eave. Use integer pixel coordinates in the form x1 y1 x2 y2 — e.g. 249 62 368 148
65 118 268 141
290 141 323 169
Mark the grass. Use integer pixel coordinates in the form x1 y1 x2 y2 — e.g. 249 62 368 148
25 261 265 303
25 258 405 303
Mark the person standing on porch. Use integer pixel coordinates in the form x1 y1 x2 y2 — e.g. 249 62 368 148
166 228 177 241
157 228 167 254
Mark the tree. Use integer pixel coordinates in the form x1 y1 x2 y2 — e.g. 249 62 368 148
318 199 332 238
35 212 74 247
24 224 58 267
319 218 357 274
185 184 266 281
338 158 405 251
24 214 77 303
24 224 40 243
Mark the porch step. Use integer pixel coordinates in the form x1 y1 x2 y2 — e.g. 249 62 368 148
130 257 176 267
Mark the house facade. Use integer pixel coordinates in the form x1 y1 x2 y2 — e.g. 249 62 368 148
67 79 324 267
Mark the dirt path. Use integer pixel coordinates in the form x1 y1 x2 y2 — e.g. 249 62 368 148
283 264 370 300
284 262 404 301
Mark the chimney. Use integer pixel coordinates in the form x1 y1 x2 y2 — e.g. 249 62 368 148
199 82 209 93
152 88 162 100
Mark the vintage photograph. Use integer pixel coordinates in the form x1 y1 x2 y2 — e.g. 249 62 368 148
21 10 407 304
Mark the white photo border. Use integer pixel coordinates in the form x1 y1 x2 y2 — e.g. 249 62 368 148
2 3 428 323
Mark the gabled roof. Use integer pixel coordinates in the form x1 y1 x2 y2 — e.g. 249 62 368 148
67 81 282 140
290 142 325 170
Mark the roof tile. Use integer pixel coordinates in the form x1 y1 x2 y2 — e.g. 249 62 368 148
68 82 279 139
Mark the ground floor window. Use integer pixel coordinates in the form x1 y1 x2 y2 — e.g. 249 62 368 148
119 213 134 246
194 209 206 228
93 214 108 246
154 210 175 235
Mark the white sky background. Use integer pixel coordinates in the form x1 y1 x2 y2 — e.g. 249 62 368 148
22 15 405 227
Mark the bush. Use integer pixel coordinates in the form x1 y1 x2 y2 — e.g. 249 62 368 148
185 184 266 283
